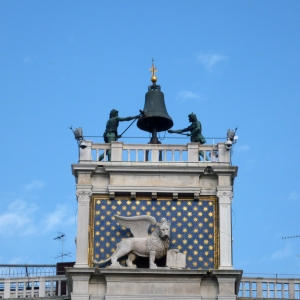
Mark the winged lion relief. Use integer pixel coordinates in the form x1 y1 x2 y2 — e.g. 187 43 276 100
93 214 171 269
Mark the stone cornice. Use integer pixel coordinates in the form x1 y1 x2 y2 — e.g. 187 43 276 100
72 164 98 176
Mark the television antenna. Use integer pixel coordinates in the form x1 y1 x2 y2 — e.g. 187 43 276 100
53 232 72 262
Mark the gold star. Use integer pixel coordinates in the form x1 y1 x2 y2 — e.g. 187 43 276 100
111 237 116 242
209 258 214 262
188 256 193 261
177 234 182 238
188 245 193 249
209 201 213 206
111 216 115 220
199 257 203 261
209 223 214 227
111 248 115 253
183 228 187 233
187 201 192 206
107 211 111 216
188 234 193 239
183 217 187 222
172 239 176 244
198 201 203 206
194 251 198 255
193 239 198 244
171 206 176 211
105 242 110 247
126 211 131 216
199 245 203 250
193 262 197 267
131 206 136 210
100 248 104 253
100 226 105 231
172 217 176 221
193 228 198 233
204 218 208 222
95 221 100 226
96 210 100 215
198 212 203 216
111 226 116 231
172 228 176 232
177 212 182 216
183 250 187 254
193 217 198 222
101 205 106 210
204 240 209 244
209 246 213 250
177 201 181 206
112 205 117 210
157 201 161 205
166 201 171 206
126 232 131 237
122 206 127 210
208 212 213 217
116 232 121 236
100 237 105 241
183 206 187 211
96 200 101 204
151 206 156 211
187 212 192 216
183 239 187 244
126 200 131 205
107 200 111 205
141 206 146 211
162 206 166 211
116 211 121 215
147 201 151 205
95 254 100 258
199 223 203 227
199 234 203 238
177 245 182 250
136 200 140 205
203 207 208 211
177 222 182 227
204 229 208 233
106 221 111 226
204 262 208 267
166 212 171 216
188 222 193 227
117 200 122 205
121 226 126 230
106 232 110 236
95 242 100 247
101 216 105 220
146 211 151 216
156 211 161 216
193 207 198 211
136 211 141 216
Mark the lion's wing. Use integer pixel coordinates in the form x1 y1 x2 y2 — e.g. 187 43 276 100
114 215 156 238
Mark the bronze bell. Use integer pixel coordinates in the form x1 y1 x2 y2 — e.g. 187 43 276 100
137 84 173 135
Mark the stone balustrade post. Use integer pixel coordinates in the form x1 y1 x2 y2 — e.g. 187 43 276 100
217 189 233 269
218 143 230 163
4 278 10 298
79 141 92 164
39 277 46 297
75 188 92 268
188 143 199 162
110 142 123 161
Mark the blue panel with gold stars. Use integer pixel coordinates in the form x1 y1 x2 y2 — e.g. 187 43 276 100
90 196 218 269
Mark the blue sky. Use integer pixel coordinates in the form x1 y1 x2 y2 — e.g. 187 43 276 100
1 1 300 276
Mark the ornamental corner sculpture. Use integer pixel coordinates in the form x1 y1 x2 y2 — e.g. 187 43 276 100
93 215 171 269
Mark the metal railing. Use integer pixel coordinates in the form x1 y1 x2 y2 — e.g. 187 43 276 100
239 277 300 299
0 275 68 299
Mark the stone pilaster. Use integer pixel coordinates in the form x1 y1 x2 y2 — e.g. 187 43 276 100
75 187 92 268
217 188 233 269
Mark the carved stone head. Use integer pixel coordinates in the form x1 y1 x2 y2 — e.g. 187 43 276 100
157 218 171 240
188 113 197 122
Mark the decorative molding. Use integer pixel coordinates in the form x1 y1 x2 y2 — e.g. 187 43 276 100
151 192 157 200
76 190 92 202
194 193 200 201
109 192 115 200
217 191 233 204
131 192 136 200
172 193 178 201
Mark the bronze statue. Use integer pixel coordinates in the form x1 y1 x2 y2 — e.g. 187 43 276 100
168 113 208 161
99 109 140 161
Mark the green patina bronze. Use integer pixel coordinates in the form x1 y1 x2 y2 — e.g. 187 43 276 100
99 109 140 161
168 113 208 161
